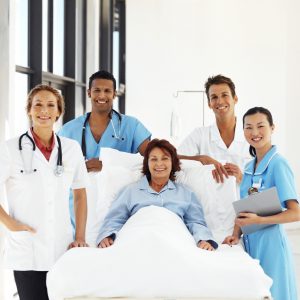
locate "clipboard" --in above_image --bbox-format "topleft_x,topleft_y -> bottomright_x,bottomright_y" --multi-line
232,187 -> 282,234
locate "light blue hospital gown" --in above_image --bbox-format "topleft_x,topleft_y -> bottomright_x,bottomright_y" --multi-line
97,175 -> 218,249
58,111 -> 151,226
240,145 -> 298,300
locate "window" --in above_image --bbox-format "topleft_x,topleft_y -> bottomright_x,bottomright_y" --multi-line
53,0 -> 65,76
15,0 -> 87,127
100,0 -> 126,113
15,0 -> 29,67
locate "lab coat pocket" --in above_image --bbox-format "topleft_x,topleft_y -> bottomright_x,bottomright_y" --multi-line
5,231 -> 34,269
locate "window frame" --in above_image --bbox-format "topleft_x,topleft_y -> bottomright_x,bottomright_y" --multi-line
15,0 -> 87,124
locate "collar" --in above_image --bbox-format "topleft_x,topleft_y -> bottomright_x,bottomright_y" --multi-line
210,117 -> 244,142
85,110 -> 121,127
30,128 -> 55,152
139,175 -> 176,193
244,145 -> 278,175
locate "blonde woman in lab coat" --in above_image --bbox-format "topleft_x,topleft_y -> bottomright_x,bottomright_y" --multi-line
0,85 -> 88,300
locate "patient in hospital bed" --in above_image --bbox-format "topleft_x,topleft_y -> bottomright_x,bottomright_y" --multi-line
46,140 -> 273,300
97,139 -> 218,251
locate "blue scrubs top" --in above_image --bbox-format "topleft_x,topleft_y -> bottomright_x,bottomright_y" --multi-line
97,175 -> 218,249
240,145 -> 298,300
58,111 -> 151,226
59,111 -> 151,159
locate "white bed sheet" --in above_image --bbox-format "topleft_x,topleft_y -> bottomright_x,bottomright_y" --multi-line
47,206 -> 272,300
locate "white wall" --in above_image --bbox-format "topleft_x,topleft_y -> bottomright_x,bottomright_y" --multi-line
126,0 -> 300,189
286,0 -> 300,193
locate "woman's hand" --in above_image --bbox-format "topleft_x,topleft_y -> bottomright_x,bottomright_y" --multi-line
98,237 -> 114,248
197,240 -> 215,251
7,218 -> 36,233
224,163 -> 243,183
1,205 -> 36,232
235,212 -> 260,227
222,235 -> 240,246
68,239 -> 89,249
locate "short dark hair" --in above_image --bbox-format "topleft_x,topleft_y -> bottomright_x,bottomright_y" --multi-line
88,70 -> 116,90
204,74 -> 236,101
243,106 -> 274,157
142,139 -> 181,182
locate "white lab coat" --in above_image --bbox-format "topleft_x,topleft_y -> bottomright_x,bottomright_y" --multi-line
0,132 -> 88,271
178,120 -> 251,170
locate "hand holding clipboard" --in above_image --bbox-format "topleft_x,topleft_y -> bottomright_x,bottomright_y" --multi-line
232,187 -> 282,234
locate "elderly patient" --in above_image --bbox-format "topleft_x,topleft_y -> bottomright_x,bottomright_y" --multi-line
97,139 -> 218,251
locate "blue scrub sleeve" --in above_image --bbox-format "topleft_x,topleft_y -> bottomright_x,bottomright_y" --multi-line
273,158 -> 298,207
131,121 -> 151,153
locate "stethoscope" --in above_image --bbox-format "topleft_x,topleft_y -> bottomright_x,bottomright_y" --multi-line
248,158 -> 262,195
18,131 -> 64,176
81,109 -> 124,159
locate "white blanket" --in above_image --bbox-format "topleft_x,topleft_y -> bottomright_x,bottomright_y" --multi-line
47,206 -> 272,300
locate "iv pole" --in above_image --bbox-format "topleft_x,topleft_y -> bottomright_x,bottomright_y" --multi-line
173,90 -> 206,126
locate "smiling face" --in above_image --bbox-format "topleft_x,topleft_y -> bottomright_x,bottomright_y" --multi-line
88,78 -> 116,114
148,147 -> 172,182
243,112 -> 274,155
28,90 -> 60,129
208,83 -> 238,120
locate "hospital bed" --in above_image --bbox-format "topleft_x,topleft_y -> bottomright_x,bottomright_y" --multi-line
47,149 -> 272,300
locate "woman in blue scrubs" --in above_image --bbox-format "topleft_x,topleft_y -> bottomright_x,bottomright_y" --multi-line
223,107 -> 300,300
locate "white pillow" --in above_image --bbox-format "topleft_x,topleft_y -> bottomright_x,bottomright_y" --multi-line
98,148 -> 238,243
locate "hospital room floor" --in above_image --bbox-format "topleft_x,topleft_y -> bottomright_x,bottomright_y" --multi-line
3,228 -> 300,300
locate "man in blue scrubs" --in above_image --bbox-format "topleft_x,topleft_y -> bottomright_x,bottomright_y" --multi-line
59,70 -> 151,244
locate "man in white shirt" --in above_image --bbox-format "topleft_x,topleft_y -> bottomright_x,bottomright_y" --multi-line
178,75 -> 250,183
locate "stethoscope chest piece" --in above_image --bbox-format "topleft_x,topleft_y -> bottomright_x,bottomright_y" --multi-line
81,110 -> 124,159
54,165 -> 64,177
19,131 -> 64,177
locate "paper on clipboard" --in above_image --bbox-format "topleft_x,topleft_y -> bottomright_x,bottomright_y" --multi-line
232,187 -> 282,234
